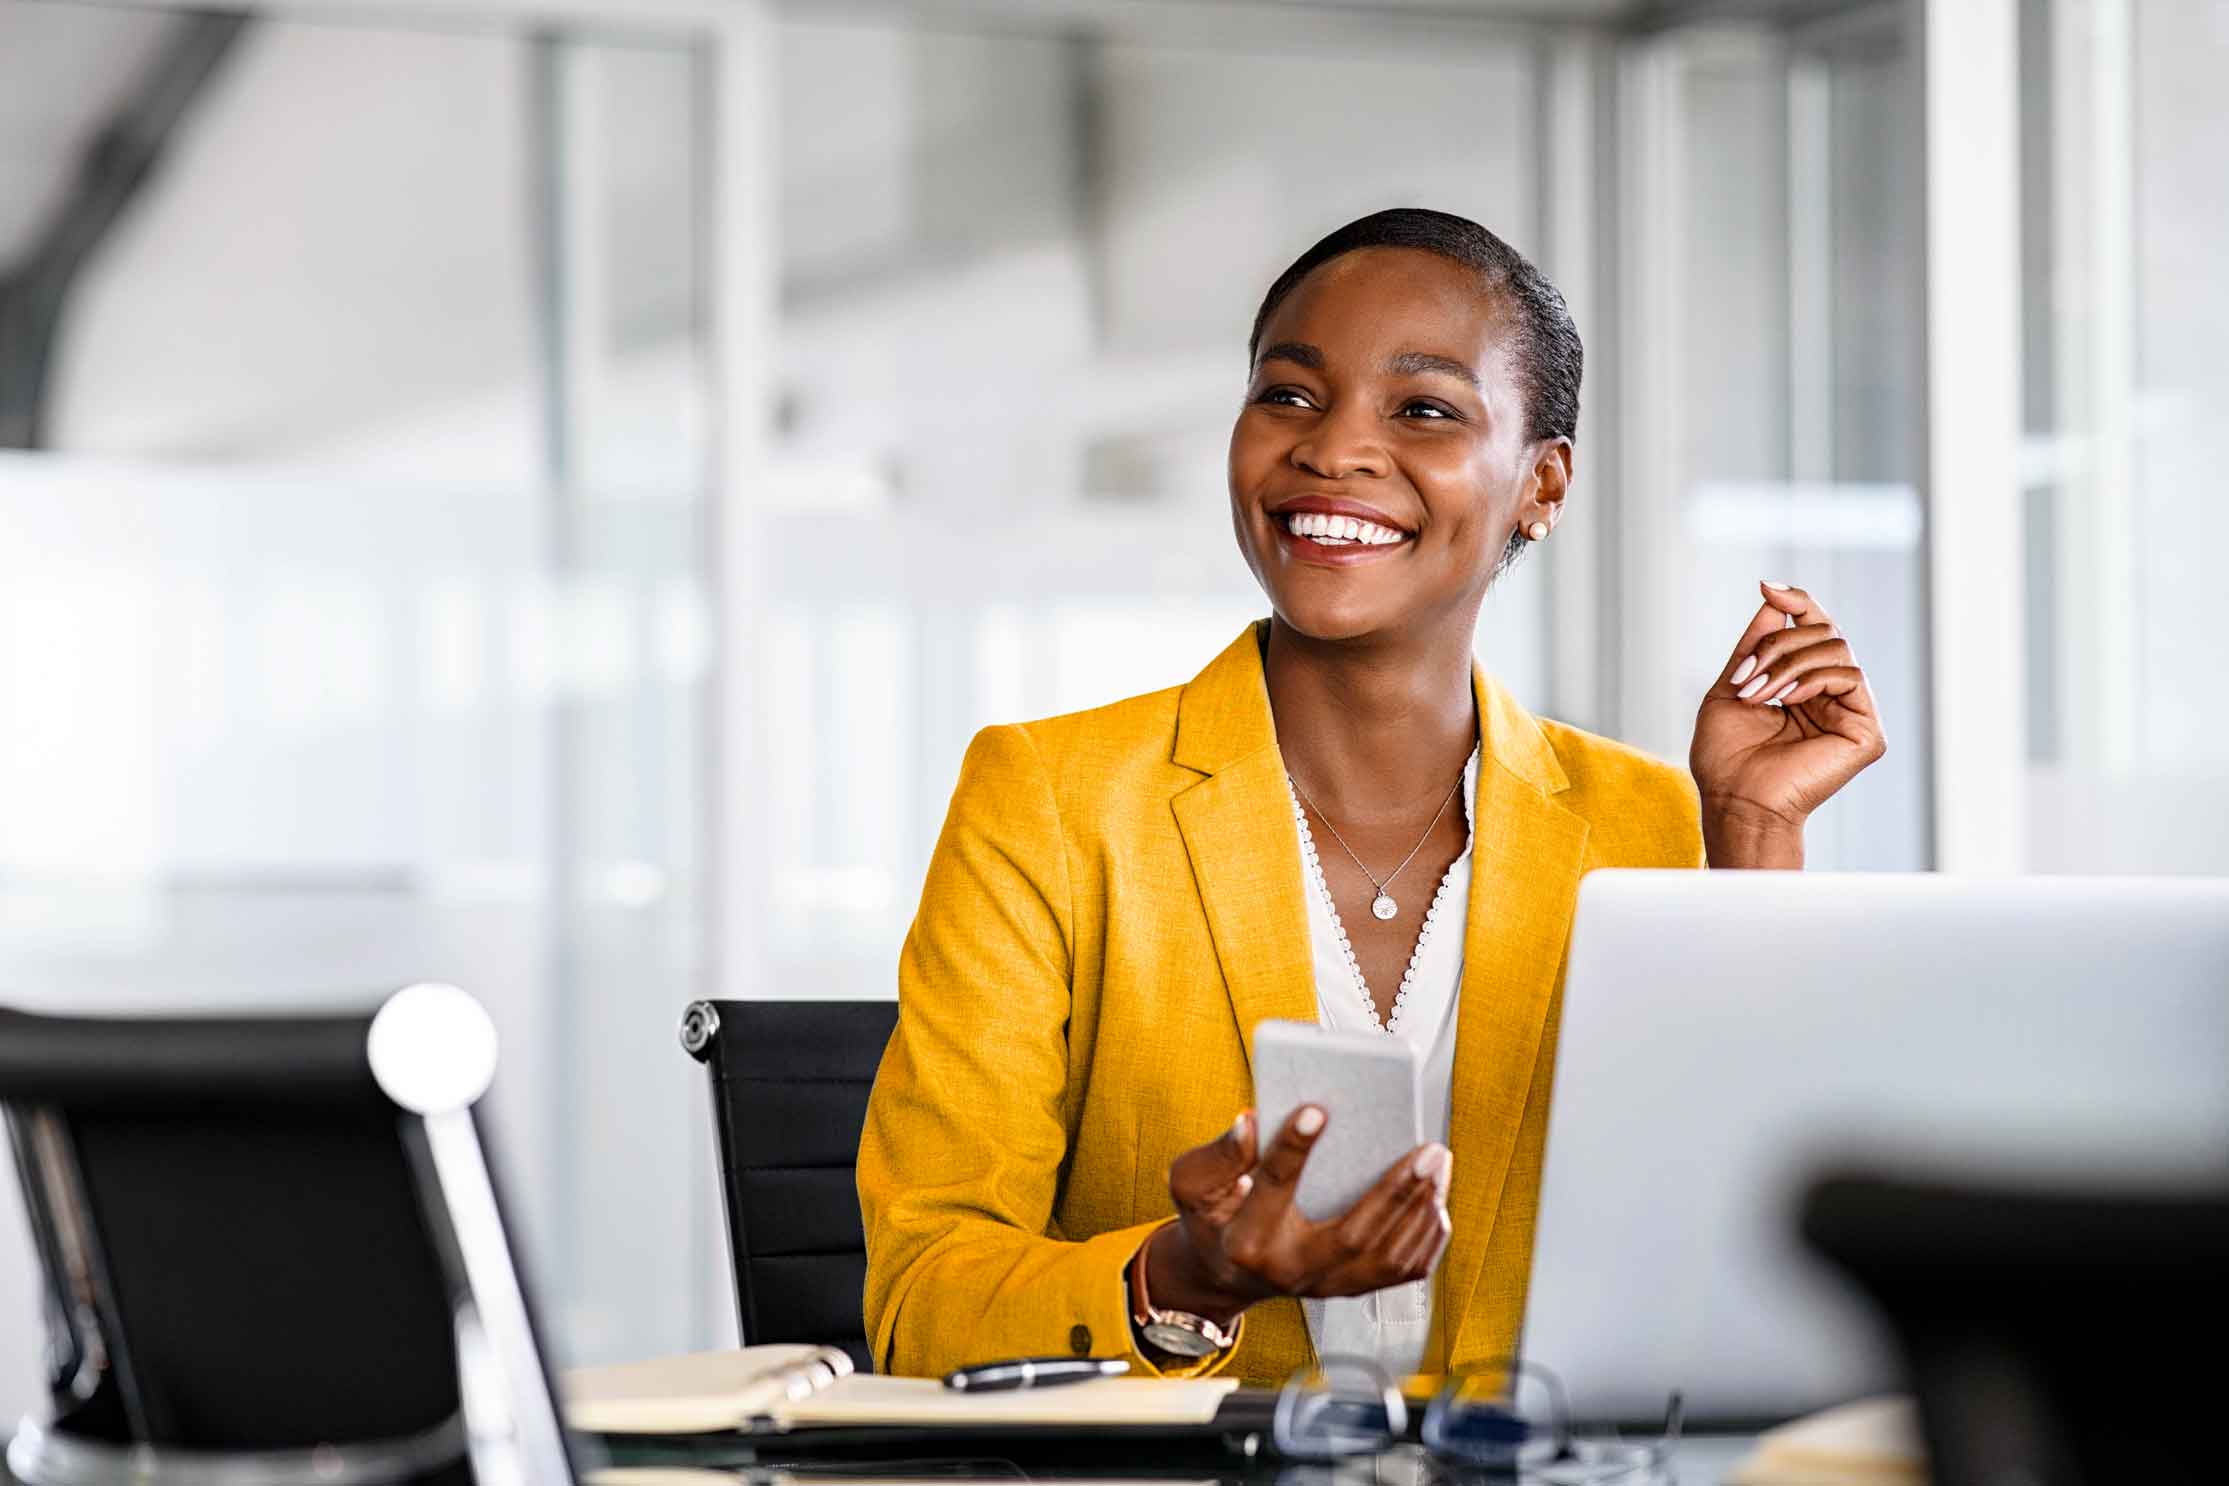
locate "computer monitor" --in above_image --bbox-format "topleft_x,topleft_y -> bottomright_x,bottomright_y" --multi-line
1522,870 -> 2229,1425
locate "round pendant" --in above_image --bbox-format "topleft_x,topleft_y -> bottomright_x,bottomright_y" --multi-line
1371,892 -> 1398,920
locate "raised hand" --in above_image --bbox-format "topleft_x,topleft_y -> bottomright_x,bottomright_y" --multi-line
1143,1106 -> 1451,1324
1690,581 -> 1888,868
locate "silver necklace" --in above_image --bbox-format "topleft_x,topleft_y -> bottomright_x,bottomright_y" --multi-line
1286,764 -> 1466,921
1288,782 -> 1465,1034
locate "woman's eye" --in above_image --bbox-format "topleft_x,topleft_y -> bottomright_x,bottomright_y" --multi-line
1256,387 -> 1315,410
1400,400 -> 1454,419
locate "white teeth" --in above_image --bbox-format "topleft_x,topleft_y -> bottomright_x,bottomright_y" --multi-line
1284,511 -> 1405,546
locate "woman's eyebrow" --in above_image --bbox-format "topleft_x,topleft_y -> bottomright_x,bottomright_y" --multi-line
1388,350 -> 1480,387
1256,340 -> 1324,371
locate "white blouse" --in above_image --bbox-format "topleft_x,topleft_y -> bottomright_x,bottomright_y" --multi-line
1291,748 -> 1477,1380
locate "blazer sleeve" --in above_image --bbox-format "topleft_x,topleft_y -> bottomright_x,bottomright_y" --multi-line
857,724 -> 1239,1377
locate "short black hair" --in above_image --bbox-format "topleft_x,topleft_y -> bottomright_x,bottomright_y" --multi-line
1247,207 -> 1583,445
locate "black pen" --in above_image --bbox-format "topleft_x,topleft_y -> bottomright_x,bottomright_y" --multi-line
942,1356 -> 1130,1391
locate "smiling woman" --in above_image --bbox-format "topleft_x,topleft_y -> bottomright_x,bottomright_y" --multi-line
856,208 -> 1887,1385
1239,210 -> 1584,592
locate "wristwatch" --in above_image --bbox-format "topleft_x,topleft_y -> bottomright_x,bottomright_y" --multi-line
1128,1226 -> 1238,1360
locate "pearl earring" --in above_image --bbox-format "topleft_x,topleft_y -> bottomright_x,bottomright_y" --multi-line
1527,521 -> 1550,541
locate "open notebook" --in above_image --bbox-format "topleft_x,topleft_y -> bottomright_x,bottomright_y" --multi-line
564,1346 -> 1241,1437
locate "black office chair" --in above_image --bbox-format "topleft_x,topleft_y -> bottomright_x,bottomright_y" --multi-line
1805,1169 -> 2229,1486
0,984 -> 578,1486
679,999 -> 897,1372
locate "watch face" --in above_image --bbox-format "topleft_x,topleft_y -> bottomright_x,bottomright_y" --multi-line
1142,1320 -> 1221,1359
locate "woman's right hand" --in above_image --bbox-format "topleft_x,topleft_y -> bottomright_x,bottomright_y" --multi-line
1144,1106 -> 1452,1324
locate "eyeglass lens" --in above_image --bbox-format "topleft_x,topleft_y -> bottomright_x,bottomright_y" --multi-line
1275,1357 -> 1407,1460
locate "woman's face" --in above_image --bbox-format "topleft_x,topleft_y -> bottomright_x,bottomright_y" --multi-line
1228,246 -> 1568,645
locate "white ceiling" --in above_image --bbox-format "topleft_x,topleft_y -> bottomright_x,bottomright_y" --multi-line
0,0 -> 1844,280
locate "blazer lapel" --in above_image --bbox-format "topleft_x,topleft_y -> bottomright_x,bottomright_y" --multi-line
1172,629 -> 1590,1371
1171,625 -> 1317,1071
1173,753 -> 1319,1070
1432,669 -> 1590,1371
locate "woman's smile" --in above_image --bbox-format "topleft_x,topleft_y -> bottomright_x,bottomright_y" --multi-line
1268,495 -> 1416,566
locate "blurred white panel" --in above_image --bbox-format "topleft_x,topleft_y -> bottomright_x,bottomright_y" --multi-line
974,603 -> 1027,726
1477,552 -> 1549,718
1048,602 -> 1259,717
767,604 -> 816,951
422,580 -> 490,712
1688,482 -> 1923,549
255,574 -> 386,727
828,604 -> 907,916
652,577 -> 711,683
560,577 -> 636,699
0,566 -> 158,873
1924,0 -> 2024,872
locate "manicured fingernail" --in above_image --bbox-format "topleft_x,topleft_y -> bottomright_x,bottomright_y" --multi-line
1730,656 -> 1757,686
1232,1112 -> 1250,1142
1763,580 -> 1791,591
1294,1106 -> 1325,1136
1769,681 -> 1798,703
1412,1144 -> 1449,1181
1234,1174 -> 1253,1197
1737,673 -> 1770,700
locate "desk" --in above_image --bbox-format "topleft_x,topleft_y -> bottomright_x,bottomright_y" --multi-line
591,1435 -> 1761,1485
1,1436 -> 1759,1486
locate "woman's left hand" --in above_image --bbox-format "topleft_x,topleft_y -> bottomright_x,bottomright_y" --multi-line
1690,581 -> 1887,868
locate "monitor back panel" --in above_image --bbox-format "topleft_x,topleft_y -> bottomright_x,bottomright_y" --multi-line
1524,870 -> 2229,1423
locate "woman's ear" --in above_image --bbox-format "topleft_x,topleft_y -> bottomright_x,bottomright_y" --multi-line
1523,438 -> 1574,532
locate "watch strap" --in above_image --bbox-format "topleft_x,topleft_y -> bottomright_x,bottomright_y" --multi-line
1128,1225 -> 1237,1357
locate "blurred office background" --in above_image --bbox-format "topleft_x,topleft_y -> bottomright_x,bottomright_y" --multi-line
0,0 -> 2222,1417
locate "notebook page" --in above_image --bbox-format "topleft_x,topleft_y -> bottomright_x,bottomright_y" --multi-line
775,1374 -> 1239,1428
565,1345 -> 843,1434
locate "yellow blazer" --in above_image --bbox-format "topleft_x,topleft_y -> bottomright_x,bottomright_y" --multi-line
858,623 -> 1703,1383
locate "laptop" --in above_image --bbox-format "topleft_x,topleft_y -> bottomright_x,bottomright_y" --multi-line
1521,870 -> 2229,1425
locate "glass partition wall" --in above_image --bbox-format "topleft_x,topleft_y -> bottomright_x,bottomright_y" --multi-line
2018,0 -> 2229,872
0,3 -> 713,1396
1613,4 -> 1929,870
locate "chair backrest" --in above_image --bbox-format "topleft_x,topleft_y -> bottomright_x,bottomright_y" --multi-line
0,985 -> 575,1486
679,999 -> 897,1371
1804,1170 -> 2229,1486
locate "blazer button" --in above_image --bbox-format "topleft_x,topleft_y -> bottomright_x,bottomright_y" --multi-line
1068,1323 -> 1092,1356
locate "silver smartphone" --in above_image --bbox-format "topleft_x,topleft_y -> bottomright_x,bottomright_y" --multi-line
1250,1018 -> 1423,1222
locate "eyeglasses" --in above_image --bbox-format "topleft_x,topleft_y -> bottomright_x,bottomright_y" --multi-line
1272,1355 -> 1682,1482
